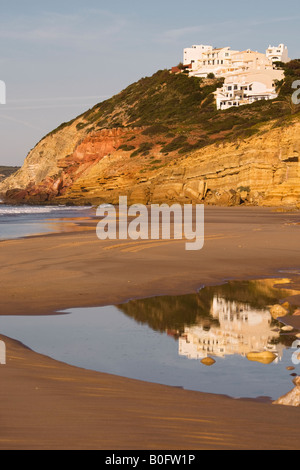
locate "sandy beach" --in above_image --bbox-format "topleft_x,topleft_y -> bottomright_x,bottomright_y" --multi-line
0,205 -> 300,450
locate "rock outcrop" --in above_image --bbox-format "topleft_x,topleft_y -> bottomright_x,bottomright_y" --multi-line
246,351 -> 277,365
274,376 -> 300,407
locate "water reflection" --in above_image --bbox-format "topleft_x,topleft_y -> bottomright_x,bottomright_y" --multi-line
179,296 -> 283,362
0,278 -> 298,399
118,279 -> 299,364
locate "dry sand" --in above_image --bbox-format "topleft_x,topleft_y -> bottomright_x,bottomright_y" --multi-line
0,205 -> 300,450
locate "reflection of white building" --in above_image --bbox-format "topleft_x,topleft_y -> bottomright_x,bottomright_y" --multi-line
179,296 -> 283,361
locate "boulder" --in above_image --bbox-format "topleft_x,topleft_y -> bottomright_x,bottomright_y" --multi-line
281,325 -> 294,332
269,304 -> 289,319
273,376 -> 300,407
201,357 -> 216,367
183,180 -> 207,202
247,351 -> 277,365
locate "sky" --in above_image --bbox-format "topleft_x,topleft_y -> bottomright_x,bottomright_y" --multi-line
0,0 -> 299,166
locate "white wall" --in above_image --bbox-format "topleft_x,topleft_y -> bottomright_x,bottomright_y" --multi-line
183,45 -> 212,66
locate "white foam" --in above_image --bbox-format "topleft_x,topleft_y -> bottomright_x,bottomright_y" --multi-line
0,205 -> 90,216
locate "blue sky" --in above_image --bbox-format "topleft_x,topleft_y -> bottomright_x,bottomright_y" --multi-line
0,0 -> 299,165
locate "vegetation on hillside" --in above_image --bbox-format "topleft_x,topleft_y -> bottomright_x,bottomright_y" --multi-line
47,62 -> 300,156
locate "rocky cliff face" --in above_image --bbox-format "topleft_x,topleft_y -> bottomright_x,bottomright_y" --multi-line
2,117 -> 299,208
1,68 -> 300,207
67,118 -> 300,208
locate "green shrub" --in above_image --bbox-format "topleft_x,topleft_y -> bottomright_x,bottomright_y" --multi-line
130,142 -> 154,157
117,144 -> 136,152
142,124 -> 170,136
161,135 -> 188,153
76,122 -> 87,130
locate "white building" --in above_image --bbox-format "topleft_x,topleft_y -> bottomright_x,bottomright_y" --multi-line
183,45 -> 213,69
182,43 -> 289,109
184,43 -> 289,77
185,46 -> 240,77
266,44 -> 290,63
215,68 -> 284,110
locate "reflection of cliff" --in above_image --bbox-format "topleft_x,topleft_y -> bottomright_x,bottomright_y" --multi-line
179,296 -> 284,361
117,279 -> 297,335
118,293 -> 218,334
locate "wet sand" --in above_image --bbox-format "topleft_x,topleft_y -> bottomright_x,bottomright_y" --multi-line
0,206 -> 300,449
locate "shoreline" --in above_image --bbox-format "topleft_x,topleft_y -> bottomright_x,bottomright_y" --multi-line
0,205 -> 300,449
2,205 -> 300,317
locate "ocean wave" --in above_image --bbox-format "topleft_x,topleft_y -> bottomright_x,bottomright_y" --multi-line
0,205 -> 91,216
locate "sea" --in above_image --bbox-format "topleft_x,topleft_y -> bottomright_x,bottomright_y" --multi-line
0,204 -> 94,240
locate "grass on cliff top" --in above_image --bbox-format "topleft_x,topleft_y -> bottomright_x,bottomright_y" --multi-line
82,70 -> 224,128
47,61 -> 300,152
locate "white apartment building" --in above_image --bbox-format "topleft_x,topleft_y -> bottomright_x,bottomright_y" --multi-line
186,46 -> 240,77
184,43 -> 289,77
182,42 -> 289,110
183,44 -> 213,69
215,68 -> 284,110
266,44 -> 290,63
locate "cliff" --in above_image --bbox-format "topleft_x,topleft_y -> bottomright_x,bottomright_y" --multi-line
1,65 -> 300,207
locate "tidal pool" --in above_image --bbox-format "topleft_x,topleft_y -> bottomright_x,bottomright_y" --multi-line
0,278 -> 299,400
